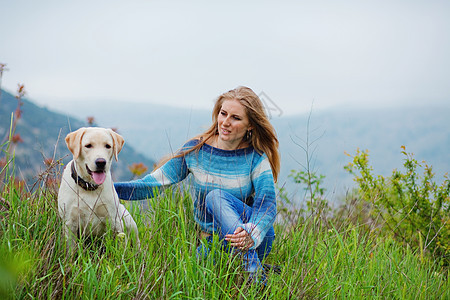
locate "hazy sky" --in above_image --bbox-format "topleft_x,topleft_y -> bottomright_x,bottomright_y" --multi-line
1,0 -> 449,115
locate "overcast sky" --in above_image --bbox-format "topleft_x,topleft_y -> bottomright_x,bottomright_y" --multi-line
1,0 -> 449,115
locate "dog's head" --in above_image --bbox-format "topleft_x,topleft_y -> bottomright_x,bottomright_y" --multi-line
65,127 -> 124,185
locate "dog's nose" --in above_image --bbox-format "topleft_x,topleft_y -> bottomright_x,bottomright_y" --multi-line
95,158 -> 107,169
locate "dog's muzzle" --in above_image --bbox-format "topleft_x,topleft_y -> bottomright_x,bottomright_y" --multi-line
71,162 -> 100,191
86,158 -> 107,185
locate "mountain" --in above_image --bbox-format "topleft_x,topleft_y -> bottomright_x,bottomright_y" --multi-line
50,99 -> 211,159
50,99 -> 450,202
0,90 -> 155,184
273,105 -> 450,199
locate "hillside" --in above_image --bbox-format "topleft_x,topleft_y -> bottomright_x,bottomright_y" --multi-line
50,99 -> 450,202
0,90 -> 155,183
274,105 -> 450,198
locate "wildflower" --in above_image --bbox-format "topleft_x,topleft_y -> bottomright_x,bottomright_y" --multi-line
0,157 -> 7,169
14,106 -> 22,119
129,162 -> 148,177
16,83 -> 26,99
87,116 -> 95,126
11,134 -> 24,144
45,177 -> 60,189
44,158 -> 54,166
0,63 -> 8,76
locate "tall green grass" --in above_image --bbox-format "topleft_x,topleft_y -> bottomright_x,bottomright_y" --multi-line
1,173 -> 448,299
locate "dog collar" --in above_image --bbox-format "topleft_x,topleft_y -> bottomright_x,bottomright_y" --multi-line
71,162 -> 99,191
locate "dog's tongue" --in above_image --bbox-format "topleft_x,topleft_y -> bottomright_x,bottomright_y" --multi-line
92,172 -> 106,185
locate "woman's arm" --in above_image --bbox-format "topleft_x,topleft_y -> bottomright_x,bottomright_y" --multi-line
114,153 -> 189,201
245,155 -> 277,249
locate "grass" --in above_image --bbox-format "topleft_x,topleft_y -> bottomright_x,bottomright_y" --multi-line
2,68 -> 447,298
0,174 -> 449,300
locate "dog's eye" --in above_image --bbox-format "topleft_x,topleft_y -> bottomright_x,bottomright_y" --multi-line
85,144 -> 93,149
105,144 -> 111,149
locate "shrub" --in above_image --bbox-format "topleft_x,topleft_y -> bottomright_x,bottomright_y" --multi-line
345,146 -> 450,266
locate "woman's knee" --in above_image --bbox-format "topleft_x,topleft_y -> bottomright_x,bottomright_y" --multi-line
204,189 -> 249,220
205,189 -> 225,212
205,189 -> 223,199
205,189 -> 222,205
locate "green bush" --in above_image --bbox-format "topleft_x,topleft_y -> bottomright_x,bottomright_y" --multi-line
345,146 -> 450,266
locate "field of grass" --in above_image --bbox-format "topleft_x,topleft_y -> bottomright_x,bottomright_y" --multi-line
1,62 -> 449,299
0,174 -> 449,299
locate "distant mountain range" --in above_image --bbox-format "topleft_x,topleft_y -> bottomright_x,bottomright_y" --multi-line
49,97 -> 450,202
2,89 -> 449,203
0,90 -> 155,184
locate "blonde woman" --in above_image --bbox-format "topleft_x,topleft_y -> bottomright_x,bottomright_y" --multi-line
115,86 -> 280,282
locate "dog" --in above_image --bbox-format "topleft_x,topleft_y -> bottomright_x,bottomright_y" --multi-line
58,127 -> 139,248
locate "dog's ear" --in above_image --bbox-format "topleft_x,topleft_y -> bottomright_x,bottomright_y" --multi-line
65,128 -> 87,159
109,129 -> 124,161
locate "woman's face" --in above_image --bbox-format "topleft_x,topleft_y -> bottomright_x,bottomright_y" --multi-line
216,99 -> 252,150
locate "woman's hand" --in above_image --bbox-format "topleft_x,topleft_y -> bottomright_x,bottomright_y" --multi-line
225,227 -> 254,251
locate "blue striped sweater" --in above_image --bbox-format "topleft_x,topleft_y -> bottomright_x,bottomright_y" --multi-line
114,139 -> 277,249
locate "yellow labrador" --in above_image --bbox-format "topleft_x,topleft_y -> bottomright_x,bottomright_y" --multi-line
58,127 -> 139,248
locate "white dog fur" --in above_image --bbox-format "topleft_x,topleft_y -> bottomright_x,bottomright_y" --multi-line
58,127 -> 139,248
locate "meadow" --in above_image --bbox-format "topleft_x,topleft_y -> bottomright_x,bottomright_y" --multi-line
0,158 -> 449,299
0,75 -> 448,299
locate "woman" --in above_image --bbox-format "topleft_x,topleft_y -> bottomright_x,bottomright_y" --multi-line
114,86 -> 280,280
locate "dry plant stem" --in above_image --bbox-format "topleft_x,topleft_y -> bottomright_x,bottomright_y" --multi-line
291,104 -> 325,222
0,63 -> 8,107
0,85 -> 26,191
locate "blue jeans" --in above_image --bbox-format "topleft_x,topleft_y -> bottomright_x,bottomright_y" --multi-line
200,189 -> 275,271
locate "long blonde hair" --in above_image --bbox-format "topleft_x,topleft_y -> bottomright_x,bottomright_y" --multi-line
158,86 -> 281,182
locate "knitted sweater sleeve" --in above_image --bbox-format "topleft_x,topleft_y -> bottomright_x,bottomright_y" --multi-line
114,155 -> 189,200
244,154 -> 277,249
114,141 -> 194,200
